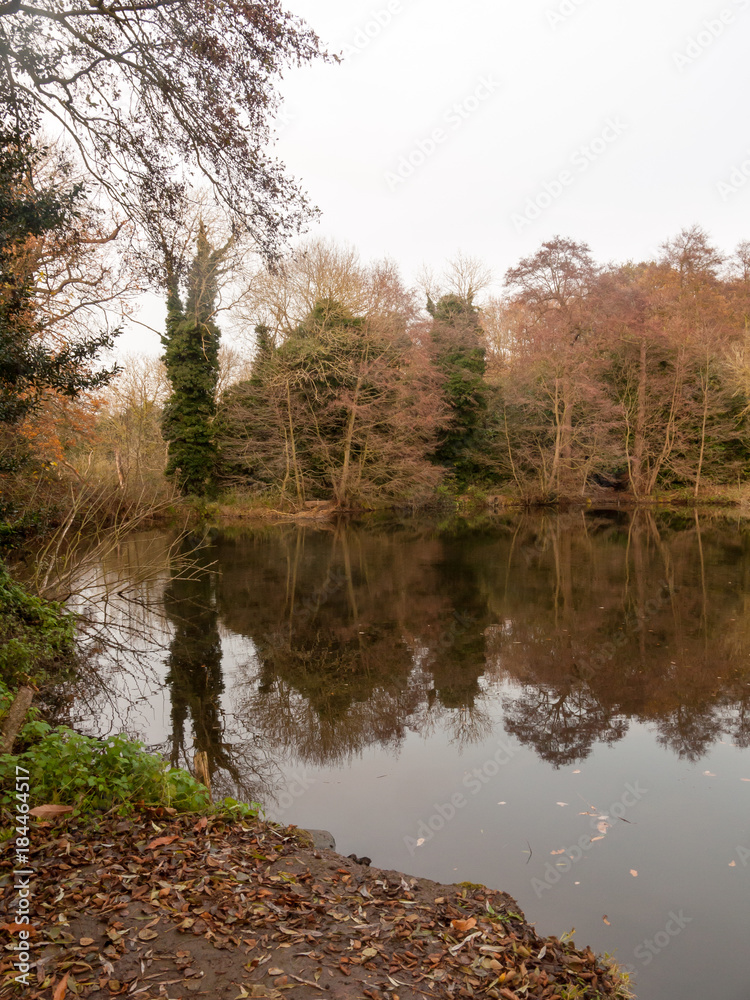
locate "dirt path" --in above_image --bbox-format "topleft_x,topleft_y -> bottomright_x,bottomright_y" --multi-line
0,810 -> 629,999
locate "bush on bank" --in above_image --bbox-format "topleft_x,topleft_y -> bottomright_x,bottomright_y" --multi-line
0,561 -> 76,686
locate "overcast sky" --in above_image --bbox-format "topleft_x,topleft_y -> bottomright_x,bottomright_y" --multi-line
122,0 -> 750,353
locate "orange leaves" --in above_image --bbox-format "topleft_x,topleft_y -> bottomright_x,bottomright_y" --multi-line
52,973 -> 69,1000
29,804 -> 74,819
450,917 -> 477,934
147,835 -> 179,850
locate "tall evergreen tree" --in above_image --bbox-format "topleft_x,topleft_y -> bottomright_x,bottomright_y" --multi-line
427,293 -> 489,482
0,121 -> 118,432
161,224 -> 225,495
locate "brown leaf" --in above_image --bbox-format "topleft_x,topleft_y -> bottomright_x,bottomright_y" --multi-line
602,915 -> 611,926
0,922 -> 36,936
137,928 -> 159,941
29,805 -> 74,818
53,973 -> 69,1000
79,937 -> 95,946
451,918 -> 477,934
147,835 -> 179,850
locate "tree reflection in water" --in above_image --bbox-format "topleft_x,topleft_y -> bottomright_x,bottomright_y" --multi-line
68,510 -> 750,797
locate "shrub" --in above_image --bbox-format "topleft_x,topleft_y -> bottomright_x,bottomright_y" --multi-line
0,728 -> 211,814
0,562 -> 76,684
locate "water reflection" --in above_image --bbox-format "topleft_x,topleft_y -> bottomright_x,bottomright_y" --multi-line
73,509 -> 750,790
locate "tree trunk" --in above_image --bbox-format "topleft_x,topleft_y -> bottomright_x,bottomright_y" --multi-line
1,686 -> 35,754
630,337 -> 647,498
114,447 -> 126,491
338,370 -> 364,506
694,355 -> 710,499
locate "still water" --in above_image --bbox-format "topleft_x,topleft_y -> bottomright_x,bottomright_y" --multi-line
70,510 -> 750,1000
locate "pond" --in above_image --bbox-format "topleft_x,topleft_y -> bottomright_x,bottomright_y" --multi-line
67,509 -> 750,1000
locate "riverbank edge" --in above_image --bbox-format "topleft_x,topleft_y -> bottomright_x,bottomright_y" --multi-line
0,807 -> 633,999
211,489 -> 750,525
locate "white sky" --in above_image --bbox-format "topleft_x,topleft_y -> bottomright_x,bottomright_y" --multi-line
120,0 -> 750,354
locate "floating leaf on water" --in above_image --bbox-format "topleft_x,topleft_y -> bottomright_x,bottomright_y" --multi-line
415,838 -> 425,847
630,870 -> 638,877
704,771 -> 716,777
602,915 -> 611,926
729,861 -> 737,867
551,849 -> 566,856
556,802 -> 568,807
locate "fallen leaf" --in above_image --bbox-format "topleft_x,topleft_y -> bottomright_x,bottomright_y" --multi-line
451,918 -> 477,934
415,838 -> 425,847
602,915 -> 611,926
741,778 -> 750,782
551,849 -> 566,856
703,771 -> 716,777
29,805 -> 74,819
0,922 -> 36,936
591,836 -> 605,842
630,870 -> 638,877
572,770 -> 581,774
267,968 -> 285,977
361,947 -> 378,959
148,835 -> 179,850
137,929 -> 159,941
79,937 -> 94,946
53,973 -> 69,1000
729,861 -> 737,867
556,802 -> 568,807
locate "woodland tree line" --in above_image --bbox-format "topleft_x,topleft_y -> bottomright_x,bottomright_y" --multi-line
5,187 -> 750,514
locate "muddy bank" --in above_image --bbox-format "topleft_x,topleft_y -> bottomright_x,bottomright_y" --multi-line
0,810 -> 630,999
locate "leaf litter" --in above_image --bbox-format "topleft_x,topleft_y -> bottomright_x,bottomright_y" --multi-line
1,809 -> 629,999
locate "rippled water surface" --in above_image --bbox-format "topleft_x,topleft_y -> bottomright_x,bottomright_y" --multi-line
71,510 -> 750,1000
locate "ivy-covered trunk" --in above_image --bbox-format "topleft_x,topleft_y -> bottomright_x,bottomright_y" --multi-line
161,224 -> 224,496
